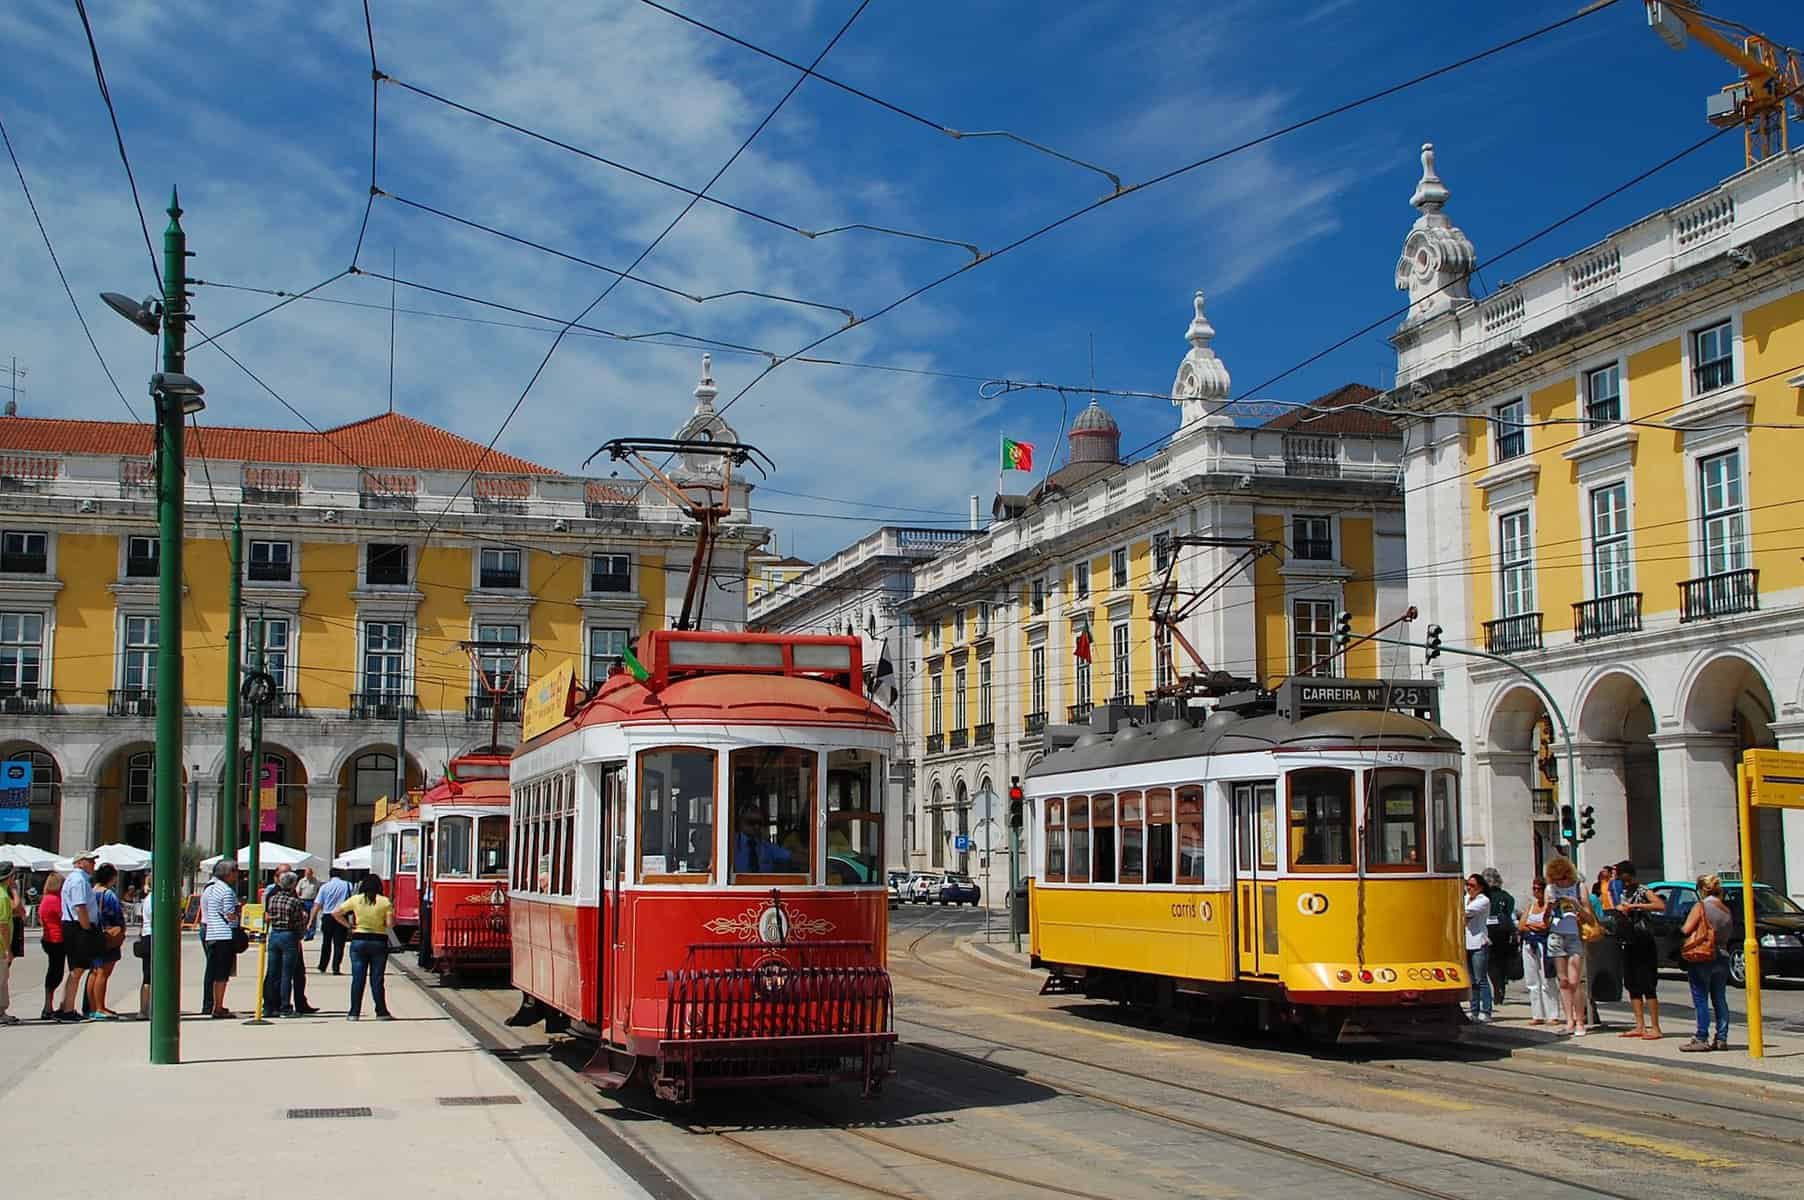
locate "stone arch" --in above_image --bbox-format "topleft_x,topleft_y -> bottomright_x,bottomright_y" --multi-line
0,741 -> 64,852
1483,684 -> 1547,753
229,743 -> 310,850
324,739 -> 426,785
335,744 -> 426,855
1574,669 -> 1662,877
91,740 -> 186,850
1680,650 -> 1777,743
1680,650 -> 1785,886
929,777 -> 946,869
1576,669 -> 1658,744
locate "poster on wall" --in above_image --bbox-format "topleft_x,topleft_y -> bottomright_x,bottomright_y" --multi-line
260,762 -> 278,832
0,759 -> 30,831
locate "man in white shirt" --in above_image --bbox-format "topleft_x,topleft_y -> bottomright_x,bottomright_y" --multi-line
54,851 -> 97,1022
199,861 -> 241,1019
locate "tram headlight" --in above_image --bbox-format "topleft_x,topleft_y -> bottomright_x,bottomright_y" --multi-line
1432,967 -> 1447,982
1336,969 -> 1353,983
1447,967 -> 1460,982
1358,969 -> 1374,984
1377,968 -> 1397,983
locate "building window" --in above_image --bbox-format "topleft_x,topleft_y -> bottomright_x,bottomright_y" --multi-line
1292,599 -> 1334,677
247,616 -> 289,687
475,623 -> 522,691
126,535 -> 159,579
930,675 -> 943,735
1693,320 -> 1734,394
365,543 -> 409,586
587,626 -> 629,685
362,621 -> 407,696
979,659 -> 993,725
122,615 -> 157,690
1493,398 -> 1526,462
1291,515 -> 1333,561
1031,578 -> 1046,615
1153,533 -> 1172,573
1499,510 -> 1534,617
1584,364 -> 1621,428
479,547 -> 522,590
953,667 -> 967,731
1154,624 -> 1173,691
1111,547 -> 1128,588
589,553 -> 630,593
1699,449 -> 1747,575
977,603 -> 990,636
247,539 -> 291,582
127,751 -> 153,807
1590,483 -> 1631,597
1031,646 -> 1046,716
1074,565 -> 1089,600
0,531 -> 47,575
0,612 -> 44,692
1111,622 -> 1130,699
954,608 -> 965,641
1074,648 -> 1092,708
929,621 -> 940,651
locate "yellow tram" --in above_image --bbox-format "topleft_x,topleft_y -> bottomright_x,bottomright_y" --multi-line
1027,678 -> 1469,1040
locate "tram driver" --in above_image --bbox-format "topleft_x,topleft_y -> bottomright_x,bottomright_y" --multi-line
734,803 -> 795,873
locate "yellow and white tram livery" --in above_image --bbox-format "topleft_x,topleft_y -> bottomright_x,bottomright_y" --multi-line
1027,679 -> 1469,1039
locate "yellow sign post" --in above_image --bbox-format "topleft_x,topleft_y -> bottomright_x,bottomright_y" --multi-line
241,902 -> 271,1026
522,658 -> 579,743
1737,749 -> 1804,1058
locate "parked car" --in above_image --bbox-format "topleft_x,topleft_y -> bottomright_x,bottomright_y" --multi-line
906,872 -> 942,903
886,870 -> 910,907
1644,879 -> 1804,987
938,874 -> 981,906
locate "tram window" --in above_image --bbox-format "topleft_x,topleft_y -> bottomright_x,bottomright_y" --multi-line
438,815 -> 473,878
606,764 -> 627,882
399,829 -> 420,874
1366,769 -> 1426,870
1044,798 -> 1066,882
1118,792 -> 1144,884
638,748 -> 717,881
1177,787 -> 1204,884
1145,790 -> 1173,884
1091,795 -> 1116,884
730,747 -> 816,881
559,773 -> 576,893
547,776 -> 563,894
1067,797 -> 1090,884
1288,769 -> 1353,870
1432,770 -> 1461,874
477,814 -> 509,878
826,749 -> 883,885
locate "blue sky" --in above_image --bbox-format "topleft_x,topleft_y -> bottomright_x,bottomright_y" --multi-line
2,1 -> 1796,559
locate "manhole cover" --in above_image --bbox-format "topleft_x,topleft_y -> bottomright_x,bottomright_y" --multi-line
438,1095 -> 522,1107
286,1107 -> 373,1120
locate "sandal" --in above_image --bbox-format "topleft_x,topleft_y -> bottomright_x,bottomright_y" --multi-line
1618,1030 -> 1644,1038
1642,1031 -> 1663,1040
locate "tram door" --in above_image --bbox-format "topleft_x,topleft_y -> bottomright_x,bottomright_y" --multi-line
1233,781 -> 1279,977
600,763 -> 627,1041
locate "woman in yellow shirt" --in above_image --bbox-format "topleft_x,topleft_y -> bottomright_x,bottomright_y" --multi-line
333,876 -> 394,1020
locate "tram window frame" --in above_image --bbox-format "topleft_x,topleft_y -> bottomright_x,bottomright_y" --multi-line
1118,791 -> 1145,885
637,747 -> 718,884
606,763 -> 628,885
437,814 -> 474,879
1044,798 -> 1066,882
1091,794 -> 1116,884
399,828 -> 420,874
1287,768 -> 1355,872
1365,768 -> 1427,872
1176,786 -> 1204,884
825,748 -> 884,886
1431,769 -> 1461,874
1067,796 -> 1090,884
477,812 -> 509,878
1145,789 -> 1173,885
729,746 -> 816,885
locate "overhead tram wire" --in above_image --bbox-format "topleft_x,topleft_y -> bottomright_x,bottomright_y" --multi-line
1,113 -> 142,423
352,0 -> 382,270
701,0 -> 1627,427
71,0 -> 161,291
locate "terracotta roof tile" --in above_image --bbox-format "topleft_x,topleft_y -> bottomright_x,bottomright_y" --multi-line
1259,383 -> 1396,436
0,411 -> 558,474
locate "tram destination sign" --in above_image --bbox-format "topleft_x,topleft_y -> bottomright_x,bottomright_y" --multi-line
1279,678 -> 1439,721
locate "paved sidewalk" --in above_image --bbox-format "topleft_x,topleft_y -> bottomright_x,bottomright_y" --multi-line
0,935 -> 648,1198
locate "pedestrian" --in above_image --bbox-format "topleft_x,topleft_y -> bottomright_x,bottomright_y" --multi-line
1543,855 -> 1589,1037
135,882 -> 153,1020
200,860 -> 242,1019
314,870 -> 352,974
1679,874 -> 1735,1052
1589,865 -> 1616,918
0,862 -> 18,1025
37,873 -> 64,1020
262,872 -> 308,1017
296,868 -> 319,904
1481,867 -> 1517,1008
88,864 -> 127,1019
1517,876 -> 1563,1025
1463,873 -> 1493,1023
54,851 -> 98,1023
334,874 -> 395,1020
1613,860 -> 1666,1040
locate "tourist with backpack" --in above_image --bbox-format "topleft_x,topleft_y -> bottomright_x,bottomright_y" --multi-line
1680,874 -> 1735,1051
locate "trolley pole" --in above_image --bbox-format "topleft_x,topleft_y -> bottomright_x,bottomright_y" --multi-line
221,511 -> 244,857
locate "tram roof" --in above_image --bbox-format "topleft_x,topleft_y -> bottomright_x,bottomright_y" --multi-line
1026,708 -> 1460,779
523,671 -> 893,749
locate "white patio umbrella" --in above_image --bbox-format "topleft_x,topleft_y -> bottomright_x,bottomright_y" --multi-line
200,841 -> 327,876
0,843 -> 59,872
332,844 -> 372,871
52,842 -> 153,872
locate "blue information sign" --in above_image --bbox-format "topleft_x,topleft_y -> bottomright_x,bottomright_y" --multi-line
954,834 -> 971,852
1,760 -> 33,831
0,760 -> 31,790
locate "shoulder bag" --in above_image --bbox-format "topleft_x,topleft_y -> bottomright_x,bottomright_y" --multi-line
1575,901 -> 1605,943
1681,901 -> 1720,963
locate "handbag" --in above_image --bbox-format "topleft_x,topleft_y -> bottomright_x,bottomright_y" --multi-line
231,925 -> 251,954
132,934 -> 151,960
1575,903 -> 1605,944
103,925 -> 127,950
1681,902 -> 1719,963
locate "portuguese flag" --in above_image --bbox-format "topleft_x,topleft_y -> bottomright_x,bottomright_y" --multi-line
1001,437 -> 1035,472
622,644 -> 651,682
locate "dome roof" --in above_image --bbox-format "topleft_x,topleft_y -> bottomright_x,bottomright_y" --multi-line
1071,400 -> 1118,434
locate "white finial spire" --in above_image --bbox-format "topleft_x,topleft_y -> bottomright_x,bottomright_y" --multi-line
1410,142 -> 1449,213
1171,289 -> 1233,430
1395,141 -> 1474,326
1185,290 -> 1215,349
692,352 -> 717,412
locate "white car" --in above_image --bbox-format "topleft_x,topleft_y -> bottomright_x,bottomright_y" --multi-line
907,873 -> 942,903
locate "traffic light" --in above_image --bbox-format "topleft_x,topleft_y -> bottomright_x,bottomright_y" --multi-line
1335,610 -> 1353,649
1559,804 -> 1577,844
1579,805 -> 1596,843
1425,624 -> 1444,662
1008,778 -> 1024,829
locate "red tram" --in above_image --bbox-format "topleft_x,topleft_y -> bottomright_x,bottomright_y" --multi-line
416,752 -> 512,978
370,798 -> 423,945
507,630 -> 895,1102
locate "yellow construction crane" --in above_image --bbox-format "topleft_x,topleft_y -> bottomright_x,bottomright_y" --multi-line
1647,2 -> 1803,167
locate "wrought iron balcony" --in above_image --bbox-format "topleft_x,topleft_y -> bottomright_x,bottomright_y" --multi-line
1067,701 -> 1094,723
467,692 -> 525,723
1482,613 -> 1543,654
264,691 -> 305,719
949,728 -> 969,750
1024,711 -> 1047,736
108,688 -> 156,717
1106,694 -> 1132,710
349,692 -> 421,721
1572,593 -> 1642,642
974,722 -> 995,746
1680,569 -> 1758,622
926,733 -> 944,755
0,686 -> 54,715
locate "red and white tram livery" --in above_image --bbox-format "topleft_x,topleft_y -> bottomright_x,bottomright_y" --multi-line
370,800 -> 423,945
508,630 -> 895,1102
416,753 -> 512,978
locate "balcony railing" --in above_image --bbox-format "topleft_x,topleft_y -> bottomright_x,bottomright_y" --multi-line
349,692 -> 421,721
1106,694 -> 1132,710
1680,569 -> 1759,623
467,691 -> 525,724
975,722 -> 995,746
926,733 -> 944,755
0,686 -> 54,715
1283,435 -> 1341,478
1573,593 -> 1642,642
108,688 -> 156,717
1291,539 -> 1335,561
1067,702 -> 1094,723
1482,612 -> 1543,654
949,728 -> 969,750
1024,711 -> 1047,736
264,691 -> 305,719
